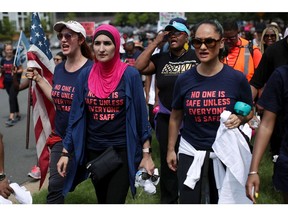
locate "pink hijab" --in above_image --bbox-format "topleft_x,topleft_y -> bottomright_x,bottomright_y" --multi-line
88,24 -> 128,98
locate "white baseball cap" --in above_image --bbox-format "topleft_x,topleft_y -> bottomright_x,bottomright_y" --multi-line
53,20 -> 86,38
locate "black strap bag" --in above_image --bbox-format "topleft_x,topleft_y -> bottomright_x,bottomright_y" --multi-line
86,146 -> 123,182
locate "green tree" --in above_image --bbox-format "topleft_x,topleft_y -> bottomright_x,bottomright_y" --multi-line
65,12 -> 76,21
0,18 -> 16,41
114,12 -> 158,27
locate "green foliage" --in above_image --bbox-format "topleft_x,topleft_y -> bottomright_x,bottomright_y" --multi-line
65,13 -> 76,22
114,13 -> 158,27
256,149 -> 283,204
0,18 -> 15,41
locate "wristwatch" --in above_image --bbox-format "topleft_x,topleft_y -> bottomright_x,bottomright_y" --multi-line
0,173 -> 6,181
142,148 -> 152,154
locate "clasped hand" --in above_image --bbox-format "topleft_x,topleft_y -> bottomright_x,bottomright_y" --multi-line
224,114 -> 242,129
25,67 -> 40,82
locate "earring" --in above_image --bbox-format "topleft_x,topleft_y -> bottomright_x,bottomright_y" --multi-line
183,42 -> 189,51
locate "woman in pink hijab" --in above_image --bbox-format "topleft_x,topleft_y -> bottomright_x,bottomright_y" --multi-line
57,24 -> 155,204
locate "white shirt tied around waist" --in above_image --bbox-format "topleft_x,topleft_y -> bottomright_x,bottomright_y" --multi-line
178,110 -> 253,204
178,137 -> 225,192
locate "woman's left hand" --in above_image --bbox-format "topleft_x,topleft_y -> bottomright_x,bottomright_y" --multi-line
139,154 -> 155,175
224,114 -> 242,129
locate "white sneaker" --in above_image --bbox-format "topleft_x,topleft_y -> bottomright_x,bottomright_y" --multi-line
10,183 -> 32,204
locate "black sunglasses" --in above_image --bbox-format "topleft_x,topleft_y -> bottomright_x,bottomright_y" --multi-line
141,172 -> 159,182
191,38 -> 221,49
223,34 -> 238,41
57,32 -> 74,40
264,34 -> 276,39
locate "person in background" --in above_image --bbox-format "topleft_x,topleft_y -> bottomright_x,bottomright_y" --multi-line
53,51 -> 67,65
144,34 -> 167,130
121,38 -> 144,85
246,64 -> 288,204
259,25 -> 280,54
253,22 -> 266,48
167,19 -> 253,204
26,20 -> 93,204
250,35 -> 288,160
57,24 -> 154,204
122,38 -> 142,66
135,17 -> 199,204
222,20 -> 262,82
0,43 -> 23,127
270,22 -> 283,39
0,132 -> 14,199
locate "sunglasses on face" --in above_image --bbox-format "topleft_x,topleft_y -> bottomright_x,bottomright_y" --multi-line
223,35 -> 238,41
57,32 -> 74,40
264,34 -> 276,39
141,172 -> 159,182
168,31 -> 186,37
191,38 -> 221,49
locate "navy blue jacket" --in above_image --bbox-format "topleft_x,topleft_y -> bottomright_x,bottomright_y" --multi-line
62,65 -> 152,197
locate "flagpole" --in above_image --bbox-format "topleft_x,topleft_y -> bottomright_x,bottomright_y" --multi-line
26,80 -> 32,149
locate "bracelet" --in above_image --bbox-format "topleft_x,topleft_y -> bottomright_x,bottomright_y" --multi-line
248,171 -> 258,176
143,147 -> 152,154
61,152 -> 70,158
0,173 -> 6,181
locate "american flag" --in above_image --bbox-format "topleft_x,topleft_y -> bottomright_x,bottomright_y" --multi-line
14,30 -> 30,68
27,12 -> 56,188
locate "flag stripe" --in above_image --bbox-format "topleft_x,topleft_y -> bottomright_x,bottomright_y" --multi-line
28,12 -> 56,188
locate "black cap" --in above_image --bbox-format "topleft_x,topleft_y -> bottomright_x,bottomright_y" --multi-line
169,17 -> 189,28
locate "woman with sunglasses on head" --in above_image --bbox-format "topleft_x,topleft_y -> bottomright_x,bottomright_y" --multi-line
135,17 -> 199,204
26,20 -> 93,204
57,24 -> 154,204
167,20 -> 253,204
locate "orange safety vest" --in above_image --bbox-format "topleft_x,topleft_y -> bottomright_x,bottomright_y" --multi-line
223,37 -> 261,82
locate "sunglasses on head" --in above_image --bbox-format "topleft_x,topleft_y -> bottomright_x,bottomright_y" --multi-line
57,32 -> 74,40
141,172 -> 159,182
264,34 -> 276,39
191,38 -> 221,49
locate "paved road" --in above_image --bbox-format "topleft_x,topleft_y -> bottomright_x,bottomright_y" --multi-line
0,48 -> 60,185
0,87 -> 37,185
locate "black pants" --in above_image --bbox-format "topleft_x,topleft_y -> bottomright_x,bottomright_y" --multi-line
177,153 -> 218,204
47,141 -> 65,204
87,148 -> 130,204
156,113 -> 179,204
4,80 -> 19,114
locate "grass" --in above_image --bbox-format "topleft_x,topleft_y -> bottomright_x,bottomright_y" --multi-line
32,133 -> 283,204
